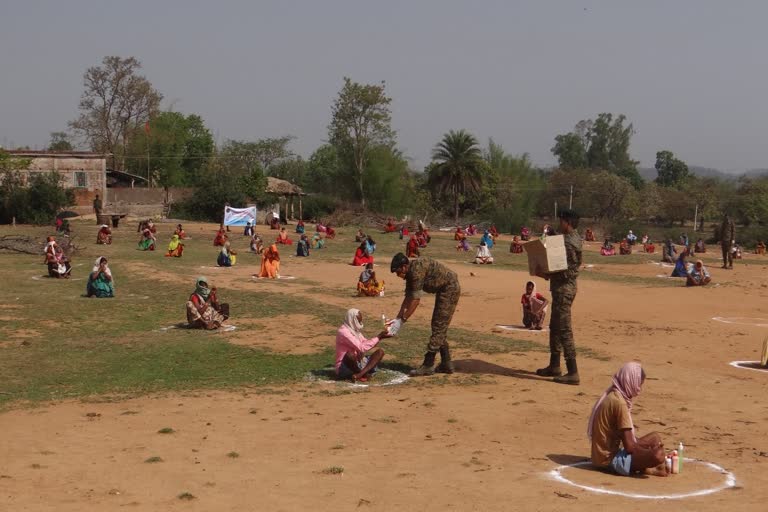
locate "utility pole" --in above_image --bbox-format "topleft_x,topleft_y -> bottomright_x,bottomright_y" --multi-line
693,204 -> 698,232
555,201 -> 558,219
569,185 -> 573,209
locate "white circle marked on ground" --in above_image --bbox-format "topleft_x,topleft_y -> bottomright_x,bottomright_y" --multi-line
548,459 -> 736,500
713,317 -> 768,328
729,360 -> 768,373
307,368 -> 409,389
495,324 -> 548,333
158,324 -> 236,333
31,276 -> 83,281
252,275 -> 296,281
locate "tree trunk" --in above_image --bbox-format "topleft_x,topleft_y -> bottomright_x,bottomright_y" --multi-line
454,188 -> 459,224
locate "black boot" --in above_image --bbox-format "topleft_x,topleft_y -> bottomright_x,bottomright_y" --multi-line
536,353 -> 562,377
554,358 -> 580,385
435,346 -> 454,374
410,351 -> 437,377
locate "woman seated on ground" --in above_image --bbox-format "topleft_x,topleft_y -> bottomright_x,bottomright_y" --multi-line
644,239 -> 656,254
355,229 -> 367,243
258,244 -> 281,279
661,239 -> 677,263
600,239 -> 616,256
521,281 -> 548,330
384,218 -> 397,233
588,362 -> 668,477
138,227 -> 156,251
296,234 -> 310,257
295,220 -> 305,234
732,243 -> 743,259
671,251 -> 690,277
55,217 -> 71,235
326,223 -> 337,239
86,257 -> 115,298
335,308 -> 391,382
686,259 -> 711,286
480,230 -> 495,250
406,234 -> 420,258
251,233 -> 264,254
756,241 -> 767,255
454,226 -> 466,241
510,235 -> 524,254
456,233 -> 470,252
542,224 -> 556,236
641,234 -> 649,245
584,228 -> 596,242
312,232 -> 326,250
489,224 -> 500,240
619,238 -> 632,255
694,238 -> 706,254
352,241 -> 374,266
277,227 -> 293,245
466,224 -> 478,236
145,219 -> 157,235
357,263 -> 385,297
44,236 -> 72,278
520,226 -> 531,241
165,234 -> 184,258
213,223 -> 227,247
316,221 -> 327,234
217,241 -> 237,267
365,236 -> 376,255
186,277 -> 229,330
269,215 -> 281,230
96,225 -> 112,245
474,241 -> 494,264
244,221 -> 254,237
626,231 -> 637,245
175,224 -> 189,240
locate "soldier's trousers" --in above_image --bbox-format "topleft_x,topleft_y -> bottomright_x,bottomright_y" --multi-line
722,244 -> 733,267
549,287 -> 577,361
427,284 -> 461,352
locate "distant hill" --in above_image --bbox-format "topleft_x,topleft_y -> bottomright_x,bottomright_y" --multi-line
638,166 -> 767,182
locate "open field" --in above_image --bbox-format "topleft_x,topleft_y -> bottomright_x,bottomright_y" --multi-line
1,219 -> 767,511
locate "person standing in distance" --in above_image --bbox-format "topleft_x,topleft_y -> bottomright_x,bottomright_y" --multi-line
536,209 -> 583,385
389,253 -> 460,376
720,214 -> 735,270
93,194 -> 103,225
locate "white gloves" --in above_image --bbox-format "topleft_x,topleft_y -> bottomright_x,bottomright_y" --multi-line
386,318 -> 403,336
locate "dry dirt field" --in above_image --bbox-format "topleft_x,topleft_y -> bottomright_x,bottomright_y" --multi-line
0,221 -> 766,511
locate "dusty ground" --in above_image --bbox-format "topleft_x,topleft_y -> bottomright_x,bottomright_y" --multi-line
1,225 -> 767,511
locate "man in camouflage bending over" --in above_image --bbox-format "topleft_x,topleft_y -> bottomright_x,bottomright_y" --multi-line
535,209 -> 583,385
389,253 -> 461,376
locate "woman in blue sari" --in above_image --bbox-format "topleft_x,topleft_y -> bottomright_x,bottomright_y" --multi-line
217,241 -> 237,267
480,230 -> 495,250
297,234 -> 310,257
86,257 -> 115,298
671,251 -> 690,278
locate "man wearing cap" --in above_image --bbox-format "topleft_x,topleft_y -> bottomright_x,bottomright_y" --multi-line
535,209 -> 583,385
389,253 -> 460,376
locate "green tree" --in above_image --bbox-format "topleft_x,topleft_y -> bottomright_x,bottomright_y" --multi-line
328,77 -> 395,207
0,150 -> 73,224
305,144 -> 347,196
428,130 -> 487,223
551,133 -> 587,170
48,132 -> 74,152
69,56 -> 162,170
251,136 -> 295,171
269,157 -> 307,186
654,150 -> 690,188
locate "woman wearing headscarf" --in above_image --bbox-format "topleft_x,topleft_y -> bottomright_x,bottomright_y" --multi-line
217,241 -> 237,267
186,277 -> 229,329
588,362 -> 667,477
296,234 -> 310,257
686,260 -> 711,286
86,257 -> 114,298
96,225 -> 112,245
258,244 -> 281,278
165,234 -> 184,258
44,236 -> 72,278
474,241 -> 494,264
480,230 -> 495,250
138,226 -> 156,251
334,308 -> 391,382
509,235 -> 524,254
213,223 -> 227,247
251,233 -> 264,254
661,239 -> 677,263
174,224 -> 188,239
521,281 -> 548,330
406,234 -> 420,258
670,250 -> 690,278
357,262 -> 385,297
351,241 -> 374,266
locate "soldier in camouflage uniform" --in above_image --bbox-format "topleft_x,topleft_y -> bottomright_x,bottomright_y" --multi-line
536,209 -> 582,385
720,215 -> 735,270
389,253 -> 460,376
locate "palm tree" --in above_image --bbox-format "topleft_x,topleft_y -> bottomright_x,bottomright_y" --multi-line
429,130 -> 486,223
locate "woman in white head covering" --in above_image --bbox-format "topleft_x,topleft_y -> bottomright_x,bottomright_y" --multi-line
474,241 -> 494,264
86,256 -> 114,297
334,308 -> 391,382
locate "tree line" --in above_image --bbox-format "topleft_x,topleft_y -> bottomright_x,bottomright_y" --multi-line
7,55 -> 768,244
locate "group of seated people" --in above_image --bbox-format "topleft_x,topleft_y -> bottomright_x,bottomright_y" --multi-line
86,256 -> 115,298
316,221 -> 336,239
44,236 -> 72,278
357,263 -> 385,297
671,250 -> 711,286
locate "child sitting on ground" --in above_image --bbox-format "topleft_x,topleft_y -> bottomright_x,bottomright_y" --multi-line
588,362 -> 668,477
335,309 -> 391,382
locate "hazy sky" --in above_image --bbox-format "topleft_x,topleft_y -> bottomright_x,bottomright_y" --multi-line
2,0 -> 767,172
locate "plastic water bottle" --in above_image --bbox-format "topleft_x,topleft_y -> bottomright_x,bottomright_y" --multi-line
381,314 -> 387,328
678,442 -> 684,474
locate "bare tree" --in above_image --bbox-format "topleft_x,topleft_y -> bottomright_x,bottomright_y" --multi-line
69,56 -> 162,169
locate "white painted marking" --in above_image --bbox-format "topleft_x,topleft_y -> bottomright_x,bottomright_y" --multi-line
548,459 -> 736,500
307,369 -> 409,388
495,325 -> 548,333
729,360 -> 767,373
713,317 -> 768,328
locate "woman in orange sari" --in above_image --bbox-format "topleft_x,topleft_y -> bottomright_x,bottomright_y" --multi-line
258,244 -> 281,279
